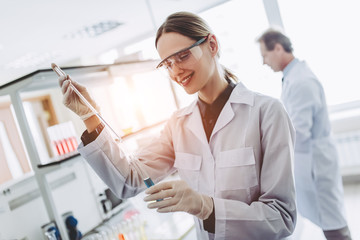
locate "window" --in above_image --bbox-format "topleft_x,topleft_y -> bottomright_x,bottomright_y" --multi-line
278,0 -> 360,105
123,0 -> 278,101
89,63 -> 179,136
0,105 -> 31,185
0,95 -> 59,184
200,0 -> 282,98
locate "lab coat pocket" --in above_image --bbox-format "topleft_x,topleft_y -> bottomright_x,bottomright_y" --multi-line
217,147 -> 258,191
174,152 -> 202,191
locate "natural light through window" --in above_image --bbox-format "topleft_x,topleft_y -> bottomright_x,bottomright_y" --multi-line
278,0 -> 360,106
132,71 -> 178,126
200,0 -> 282,98
124,0 -> 281,99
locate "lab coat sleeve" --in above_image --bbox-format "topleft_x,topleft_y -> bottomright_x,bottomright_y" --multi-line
77,118 -> 176,199
213,99 -> 296,239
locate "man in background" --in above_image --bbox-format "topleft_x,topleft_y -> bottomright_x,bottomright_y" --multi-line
257,29 -> 351,240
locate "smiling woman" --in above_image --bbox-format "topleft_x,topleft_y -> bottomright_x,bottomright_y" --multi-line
57,11 -> 298,240
156,33 -> 210,91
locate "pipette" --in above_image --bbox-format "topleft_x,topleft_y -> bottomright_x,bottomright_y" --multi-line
51,63 -> 121,141
51,63 -> 159,193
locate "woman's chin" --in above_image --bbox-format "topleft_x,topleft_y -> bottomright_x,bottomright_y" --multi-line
183,87 -> 197,95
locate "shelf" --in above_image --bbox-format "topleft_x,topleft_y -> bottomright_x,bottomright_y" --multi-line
0,60 -> 158,94
35,153 -> 82,176
37,152 -> 80,169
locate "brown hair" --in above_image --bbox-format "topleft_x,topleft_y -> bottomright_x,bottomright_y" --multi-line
257,29 -> 293,53
156,12 -> 238,82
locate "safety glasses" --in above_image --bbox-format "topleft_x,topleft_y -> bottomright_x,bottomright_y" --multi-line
156,35 -> 209,74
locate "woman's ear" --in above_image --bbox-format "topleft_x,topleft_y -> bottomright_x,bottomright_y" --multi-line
208,34 -> 219,57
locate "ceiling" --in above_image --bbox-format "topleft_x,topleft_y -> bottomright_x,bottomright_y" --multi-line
0,0 -> 229,87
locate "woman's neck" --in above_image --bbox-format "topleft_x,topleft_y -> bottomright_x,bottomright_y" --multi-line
198,75 -> 229,104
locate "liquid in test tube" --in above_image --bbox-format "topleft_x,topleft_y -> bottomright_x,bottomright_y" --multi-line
143,177 -> 155,188
130,159 -> 154,187
130,159 -> 163,201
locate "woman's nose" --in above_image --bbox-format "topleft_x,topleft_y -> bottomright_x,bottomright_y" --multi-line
170,63 -> 184,76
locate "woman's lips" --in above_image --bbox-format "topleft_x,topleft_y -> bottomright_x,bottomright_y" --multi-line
179,73 -> 193,87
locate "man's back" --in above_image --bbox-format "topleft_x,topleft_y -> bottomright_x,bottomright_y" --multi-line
281,60 -> 332,142
257,28 -> 352,239
281,59 -> 347,229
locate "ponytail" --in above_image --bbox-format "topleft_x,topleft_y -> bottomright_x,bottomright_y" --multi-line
222,66 -> 238,83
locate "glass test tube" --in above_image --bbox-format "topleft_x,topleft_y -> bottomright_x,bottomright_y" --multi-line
129,159 -> 153,187
130,159 -> 163,201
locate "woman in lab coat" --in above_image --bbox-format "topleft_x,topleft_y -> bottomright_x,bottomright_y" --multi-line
59,12 -> 296,240
257,29 -> 351,240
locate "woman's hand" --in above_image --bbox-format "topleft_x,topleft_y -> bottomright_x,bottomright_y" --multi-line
58,75 -> 100,120
144,180 -> 213,220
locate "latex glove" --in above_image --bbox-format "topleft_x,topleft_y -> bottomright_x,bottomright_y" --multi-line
144,180 -> 213,220
58,75 -> 100,120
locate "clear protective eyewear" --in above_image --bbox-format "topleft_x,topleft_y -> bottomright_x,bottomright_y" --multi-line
156,35 -> 209,74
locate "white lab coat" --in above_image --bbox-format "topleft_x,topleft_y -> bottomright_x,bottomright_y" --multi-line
281,60 -> 347,230
78,82 -> 297,240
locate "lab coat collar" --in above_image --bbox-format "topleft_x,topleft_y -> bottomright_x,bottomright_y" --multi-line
283,58 -> 299,79
175,99 -> 198,117
174,97 -> 206,144
175,81 -> 254,118
175,81 -> 255,145
228,81 -> 254,106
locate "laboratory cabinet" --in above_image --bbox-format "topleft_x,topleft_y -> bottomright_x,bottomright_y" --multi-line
0,60 -> 192,240
329,102 -> 360,183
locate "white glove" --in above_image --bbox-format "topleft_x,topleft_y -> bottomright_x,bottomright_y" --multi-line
58,75 -> 100,120
144,180 -> 213,220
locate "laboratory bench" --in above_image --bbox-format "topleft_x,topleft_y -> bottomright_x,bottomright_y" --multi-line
79,170 -> 196,240
81,197 -> 196,240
